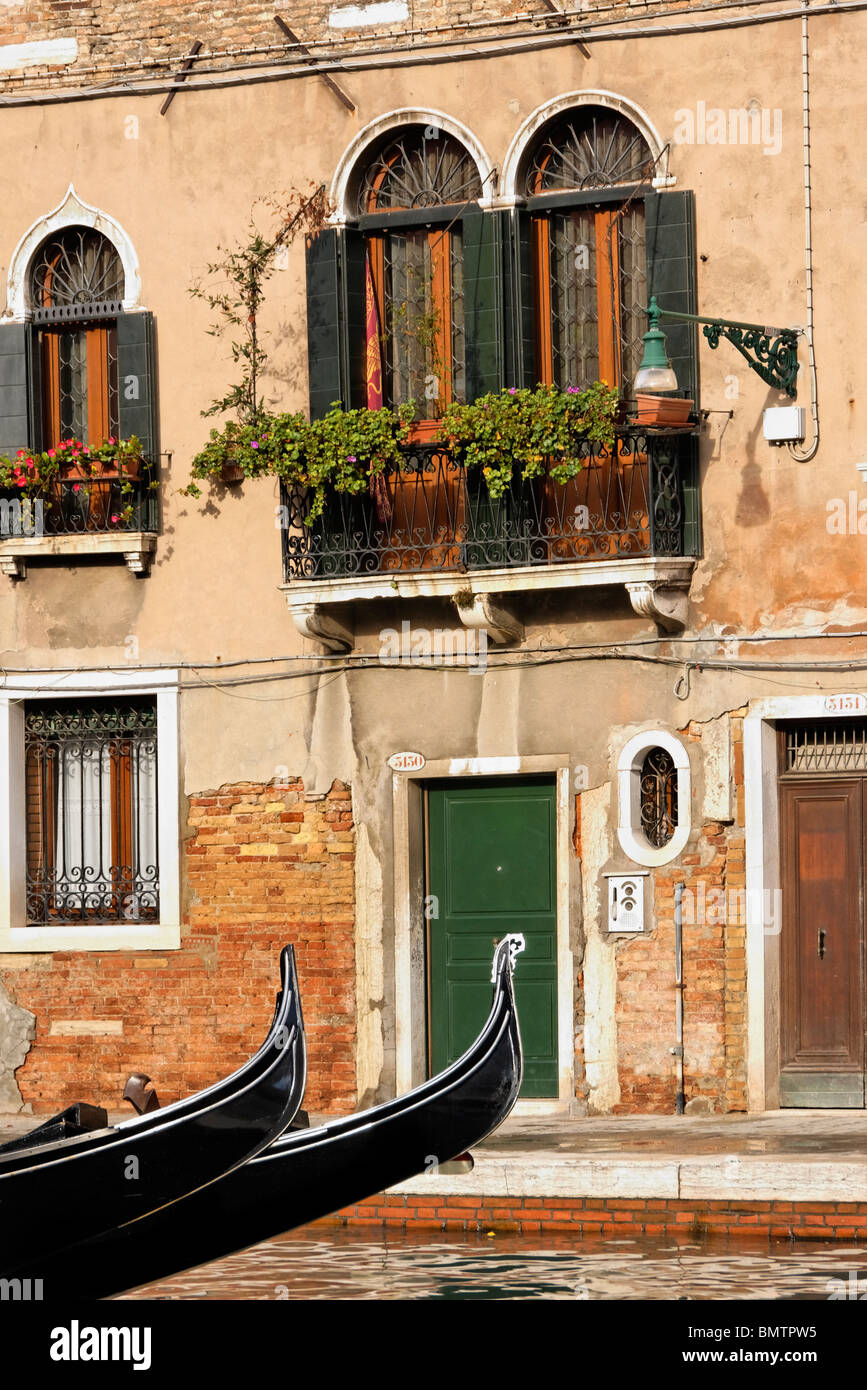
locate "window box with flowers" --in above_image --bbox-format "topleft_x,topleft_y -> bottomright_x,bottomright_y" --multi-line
0,436 -> 159,578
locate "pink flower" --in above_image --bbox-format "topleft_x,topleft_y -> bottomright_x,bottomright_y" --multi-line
47,448 -> 56,457
72,484 -> 80,492
16,450 -> 24,458
110,514 -> 119,523
108,438 -> 116,445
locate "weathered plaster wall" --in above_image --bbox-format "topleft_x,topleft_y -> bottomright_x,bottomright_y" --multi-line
0,976 -> 35,1111
0,7 -> 862,1112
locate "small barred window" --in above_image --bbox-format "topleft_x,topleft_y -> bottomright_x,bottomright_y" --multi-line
639,746 -> 678,849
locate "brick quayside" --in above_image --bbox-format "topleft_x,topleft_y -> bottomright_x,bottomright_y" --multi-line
1,778 -> 356,1115
323,1195 -> 867,1242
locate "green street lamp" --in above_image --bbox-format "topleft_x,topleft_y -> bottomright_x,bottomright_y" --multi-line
634,296 -> 801,399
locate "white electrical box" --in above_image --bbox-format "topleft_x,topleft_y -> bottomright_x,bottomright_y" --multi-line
604,872 -> 649,933
763,406 -> 805,444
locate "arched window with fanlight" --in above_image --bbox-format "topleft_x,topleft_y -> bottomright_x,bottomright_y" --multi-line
0,200 -> 158,493
522,107 -> 655,393
358,127 -> 483,418
305,121 -> 502,423
30,226 -> 124,448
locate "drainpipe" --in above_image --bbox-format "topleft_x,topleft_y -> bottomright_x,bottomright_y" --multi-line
787,3 -> 819,462
672,881 -> 686,1114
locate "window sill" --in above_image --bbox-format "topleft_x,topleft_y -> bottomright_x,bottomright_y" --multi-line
282,554 -> 696,649
0,920 -> 180,953
0,531 -> 157,579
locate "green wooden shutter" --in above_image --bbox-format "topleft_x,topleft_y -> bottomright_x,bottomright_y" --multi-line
462,209 -> 504,401
681,433 -> 702,557
645,190 -> 701,557
117,311 -> 158,462
0,323 -> 34,459
305,226 -> 366,420
503,208 -> 536,390
644,190 -> 699,403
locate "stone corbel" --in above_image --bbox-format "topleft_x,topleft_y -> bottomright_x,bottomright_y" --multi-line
455,593 -> 523,646
123,548 -> 154,576
626,581 -> 689,634
291,601 -> 354,652
0,556 -> 25,581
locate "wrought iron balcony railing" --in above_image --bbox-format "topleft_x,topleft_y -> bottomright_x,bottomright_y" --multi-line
0,462 -> 159,540
281,430 -> 697,583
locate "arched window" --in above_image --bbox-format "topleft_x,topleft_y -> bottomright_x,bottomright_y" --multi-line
522,108 -> 655,393
356,126 -> 483,418
29,226 -> 124,448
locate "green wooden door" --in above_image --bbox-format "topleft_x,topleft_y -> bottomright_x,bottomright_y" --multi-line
427,776 -> 558,1098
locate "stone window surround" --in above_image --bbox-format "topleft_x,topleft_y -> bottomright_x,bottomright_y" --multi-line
0,186 -> 154,575
328,91 -> 675,227
390,753 -> 576,1116
616,728 -> 692,867
4,184 -> 141,322
0,669 -> 180,952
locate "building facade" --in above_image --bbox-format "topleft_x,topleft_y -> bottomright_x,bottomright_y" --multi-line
0,0 -> 864,1118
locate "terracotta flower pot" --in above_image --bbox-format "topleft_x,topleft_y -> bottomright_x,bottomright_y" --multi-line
634,394 -> 694,428
219,462 -> 246,484
89,454 -> 142,480
405,418 -> 441,445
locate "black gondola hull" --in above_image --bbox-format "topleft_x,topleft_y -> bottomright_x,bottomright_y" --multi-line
0,945 -> 306,1274
27,935 -> 523,1299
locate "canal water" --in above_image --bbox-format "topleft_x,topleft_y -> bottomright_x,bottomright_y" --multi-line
119,1227 -> 867,1301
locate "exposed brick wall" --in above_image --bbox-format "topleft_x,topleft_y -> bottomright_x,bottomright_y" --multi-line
0,0 -> 738,92
0,777 -> 356,1115
323,1194 -> 867,1241
611,714 -> 748,1115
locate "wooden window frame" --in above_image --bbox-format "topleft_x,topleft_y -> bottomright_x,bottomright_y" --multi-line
531,193 -> 643,393
39,321 -> 118,450
364,218 -> 460,421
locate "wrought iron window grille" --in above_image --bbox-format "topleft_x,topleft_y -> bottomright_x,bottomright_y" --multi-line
525,110 -> 656,196
639,746 -> 679,849
24,697 -> 160,927
357,128 -> 483,215
784,722 -> 867,774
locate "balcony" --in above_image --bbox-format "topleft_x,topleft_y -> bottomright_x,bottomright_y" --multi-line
0,463 -> 161,579
280,429 -> 699,647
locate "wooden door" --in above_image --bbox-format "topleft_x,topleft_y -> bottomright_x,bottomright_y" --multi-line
426,776 -> 558,1097
779,779 -> 866,1106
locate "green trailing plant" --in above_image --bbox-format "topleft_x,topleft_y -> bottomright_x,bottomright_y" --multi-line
183,402 -> 414,516
273,401 -> 414,521
189,185 -> 329,430
439,382 -> 621,499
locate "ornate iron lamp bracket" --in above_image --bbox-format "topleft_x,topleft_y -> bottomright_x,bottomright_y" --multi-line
701,319 -> 800,397
641,297 -> 801,398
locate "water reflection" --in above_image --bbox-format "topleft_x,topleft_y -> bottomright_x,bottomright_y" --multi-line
118,1228 -> 867,1301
